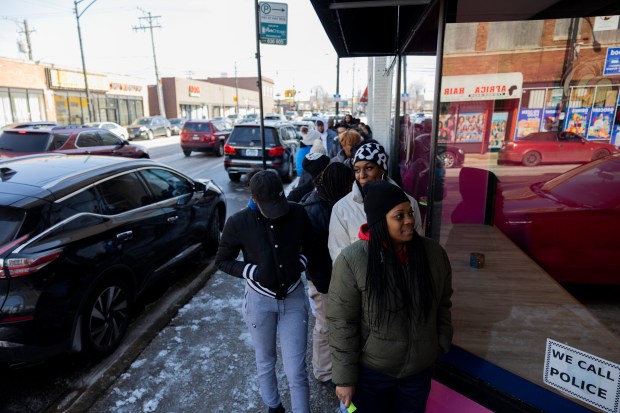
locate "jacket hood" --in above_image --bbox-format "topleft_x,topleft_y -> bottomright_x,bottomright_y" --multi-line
358,223 -> 370,241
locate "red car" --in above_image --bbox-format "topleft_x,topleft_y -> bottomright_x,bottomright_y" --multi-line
498,131 -> 619,166
494,154 -> 620,284
180,119 -> 233,157
0,126 -> 149,159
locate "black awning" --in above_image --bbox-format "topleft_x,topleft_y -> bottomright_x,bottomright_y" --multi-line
310,0 -> 620,57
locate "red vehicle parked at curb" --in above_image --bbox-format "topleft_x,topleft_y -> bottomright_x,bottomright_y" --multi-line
179,119 -> 233,157
0,126 -> 149,159
498,131 -> 619,166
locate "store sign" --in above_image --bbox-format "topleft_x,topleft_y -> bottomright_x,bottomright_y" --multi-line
440,72 -> 523,102
603,48 -> 620,76
544,339 -> 620,413
594,16 -> 620,32
189,85 -> 201,97
46,68 -> 108,91
109,82 -> 142,92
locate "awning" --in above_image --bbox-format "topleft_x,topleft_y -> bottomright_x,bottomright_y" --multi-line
310,0 -> 620,58
360,86 -> 368,103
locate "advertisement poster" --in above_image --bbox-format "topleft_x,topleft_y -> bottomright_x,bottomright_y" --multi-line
612,124 -> 620,146
489,112 -> 508,150
516,108 -> 542,139
438,113 -> 457,143
541,108 -> 560,131
455,112 -> 485,142
587,107 -> 615,140
564,107 -> 592,136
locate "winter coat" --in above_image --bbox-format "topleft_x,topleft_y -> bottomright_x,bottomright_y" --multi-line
327,238 -> 453,386
216,202 -> 315,299
301,190 -> 333,293
329,149 -> 353,168
287,170 -> 314,203
295,145 -> 311,177
316,117 -> 338,157
328,178 -> 423,262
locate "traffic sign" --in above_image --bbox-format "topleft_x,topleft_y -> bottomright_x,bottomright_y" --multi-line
333,94 -> 341,102
259,2 -> 288,46
401,92 -> 410,102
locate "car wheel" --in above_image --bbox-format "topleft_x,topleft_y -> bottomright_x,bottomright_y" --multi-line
522,151 -> 541,167
440,151 -> 457,168
281,159 -> 294,183
166,128 -> 172,137
228,172 -> 241,182
147,130 -> 154,140
216,141 -> 225,157
203,209 -> 221,256
82,276 -> 132,357
591,149 -> 610,161
183,149 -> 192,157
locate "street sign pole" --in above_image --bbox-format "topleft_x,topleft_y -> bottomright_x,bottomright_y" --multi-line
255,0 -> 267,169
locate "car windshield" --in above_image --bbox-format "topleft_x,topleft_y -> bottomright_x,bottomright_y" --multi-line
228,127 -> 277,146
0,131 -> 51,152
184,123 -> 211,133
131,118 -> 152,126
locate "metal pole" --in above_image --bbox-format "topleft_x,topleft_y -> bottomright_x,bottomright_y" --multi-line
74,0 -> 94,122
335,57 -> 340,120
234,61 -> 240,115
390,54 -> 403,185
255,0 -> 266,169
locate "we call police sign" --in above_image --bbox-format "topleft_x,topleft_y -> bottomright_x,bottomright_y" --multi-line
544,339 -> 620,413
259,2 -> 288,45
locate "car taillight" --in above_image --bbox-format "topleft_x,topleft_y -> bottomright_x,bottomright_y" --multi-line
224,144 -> 236,155
268,146 -> 285,156
3,249 -> 63,278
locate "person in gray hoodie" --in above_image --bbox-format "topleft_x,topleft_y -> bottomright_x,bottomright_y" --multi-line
316,117 -> 339,158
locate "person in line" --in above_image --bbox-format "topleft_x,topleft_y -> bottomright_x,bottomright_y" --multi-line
328,181 -> 453,412
301,163 -> 355,386
287,152 -> 330,203
315,117 -> 339,158
328,142 -> 423,263
358,122 -> 373,140
296,127 -> 321,177
330,128 -> 362,167
216,170 -> 315,413
344,113 -> 360,127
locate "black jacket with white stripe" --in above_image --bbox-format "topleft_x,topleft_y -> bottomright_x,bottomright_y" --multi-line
215,202 -> 315,299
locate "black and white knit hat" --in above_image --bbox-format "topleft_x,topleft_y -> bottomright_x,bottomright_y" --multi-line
353,142 -> 389,172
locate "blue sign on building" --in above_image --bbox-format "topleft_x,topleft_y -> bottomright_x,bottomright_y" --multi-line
603,47 -> 620,76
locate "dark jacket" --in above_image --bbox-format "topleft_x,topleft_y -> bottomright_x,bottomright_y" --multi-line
216,202 -> 315,299
287,170 -> 314,203
301,190 -> 332,293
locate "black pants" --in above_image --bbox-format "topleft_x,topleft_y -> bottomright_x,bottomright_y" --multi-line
352,365 -> 432,413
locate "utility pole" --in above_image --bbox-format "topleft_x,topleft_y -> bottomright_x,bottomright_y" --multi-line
133,9 -> 166,117
74,0 -> 98,122
234,61 -> 240,115
2,17 -> 35,61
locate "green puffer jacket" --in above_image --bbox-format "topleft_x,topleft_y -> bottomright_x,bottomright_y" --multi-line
327,237 -> 453,386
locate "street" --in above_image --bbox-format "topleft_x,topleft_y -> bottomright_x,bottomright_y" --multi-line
0,136 -> 617,412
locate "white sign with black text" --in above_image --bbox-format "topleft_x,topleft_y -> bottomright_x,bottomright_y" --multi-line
544,339 -> 620,413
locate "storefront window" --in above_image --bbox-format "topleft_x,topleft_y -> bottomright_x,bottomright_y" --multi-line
54,93 -> 70,125
487,20 -> 544,51
12,89 -> 29,122
28,90 -> 45,121
0,89 -> 11,126
118,99 -> 129,126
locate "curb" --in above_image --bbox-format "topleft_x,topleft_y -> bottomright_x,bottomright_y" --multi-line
46,259 -> 218,413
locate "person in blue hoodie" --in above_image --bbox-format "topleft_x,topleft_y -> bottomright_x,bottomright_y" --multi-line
296,127 -> 321,176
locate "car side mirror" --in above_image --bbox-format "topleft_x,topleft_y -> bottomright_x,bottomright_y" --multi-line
194,181 -> 206,193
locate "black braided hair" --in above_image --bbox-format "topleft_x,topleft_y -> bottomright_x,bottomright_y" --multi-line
314,162 -> 355,208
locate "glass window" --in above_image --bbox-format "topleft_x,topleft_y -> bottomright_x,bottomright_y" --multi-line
568,87 -> 594,108
50,187 -> 103,225
553,18 -> 581,41
139,168 -> 193,202
0,130 -> 51,152
0,207 -> 25,246
28,90 -> 45,121
184,122 -> 211,133
0,89 -> 11,126
12,89 -> 29,122
99,172 -> 149,214
98,130 -> 122,146
487,21 -> 544,50
593,86 -> 618,107
54,93 -> 70,125
119,99 -> 129,126
228,126 -> 277,146
75,131 -> 101,147
444,23 -> 477,54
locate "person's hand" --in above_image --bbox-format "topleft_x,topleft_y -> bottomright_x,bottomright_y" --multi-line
336,385 -> 355,408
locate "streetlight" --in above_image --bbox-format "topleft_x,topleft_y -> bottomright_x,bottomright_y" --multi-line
74,0 -> 98,123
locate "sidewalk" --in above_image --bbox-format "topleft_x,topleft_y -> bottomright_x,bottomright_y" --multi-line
87,271 -> 340,413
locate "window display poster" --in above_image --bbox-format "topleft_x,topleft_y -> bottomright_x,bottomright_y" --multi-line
516,108 -> 542,139
489,112 -> 508,149
455,112 -> 485,142
438,113 -> 456,143
587,107 -> 614,140
613,123 -> 620,146
542,108 -> 560,131
564,107 -> 591,136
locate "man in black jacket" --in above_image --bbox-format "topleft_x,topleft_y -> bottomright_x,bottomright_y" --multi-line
216,170 -> 315,413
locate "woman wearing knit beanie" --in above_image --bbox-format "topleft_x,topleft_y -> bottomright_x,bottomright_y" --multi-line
328,180 -> 453,413
328,141 -> 423,263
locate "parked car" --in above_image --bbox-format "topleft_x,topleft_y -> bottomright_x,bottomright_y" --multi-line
285,110 -> 298,121
291,120 -> 316,135
263,113 -> 287,121
127,116 -> 171,140
438,143 -> 465,168
84,121 -> 129,140
0,126 -> 149,159
495,154 -> 620,285
223,120 -> 299,183
1,121 -> 57,130
498,131 -> 619,166
226,114 -> 242,125
168,118 -> 186,135
241,113 -> 259,123
180,119 -> 233,157
0,154 -> 226,365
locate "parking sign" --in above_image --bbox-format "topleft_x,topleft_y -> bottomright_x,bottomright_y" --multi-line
259,2 -> 288,45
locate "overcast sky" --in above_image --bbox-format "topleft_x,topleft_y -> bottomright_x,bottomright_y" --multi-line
0,0 -> 435,101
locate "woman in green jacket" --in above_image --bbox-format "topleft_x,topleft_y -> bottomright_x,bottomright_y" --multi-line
327,181 -> 453,413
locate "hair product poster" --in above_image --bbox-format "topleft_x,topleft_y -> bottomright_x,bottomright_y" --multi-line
455,112 -> 485,142
586,107 -> 614,140
516,108 -> 542,139
489,112 -> 508,149
564,107 -> 591,136
438,113 -> 456,143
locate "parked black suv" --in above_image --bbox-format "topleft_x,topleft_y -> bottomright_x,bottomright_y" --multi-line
223,121 -> 299,182
127,116 -> 172,140
0,154 -> 226,365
